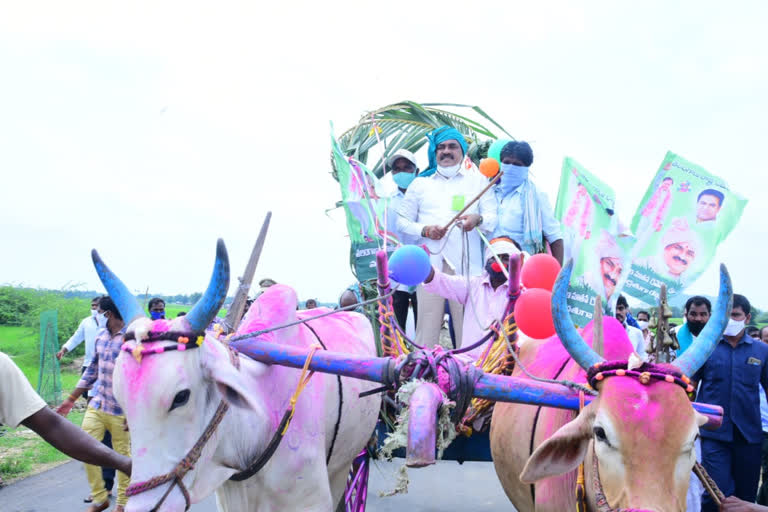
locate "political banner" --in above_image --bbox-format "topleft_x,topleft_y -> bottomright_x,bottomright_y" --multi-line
331,128 -> 391,245
623,151 -> 747,304
555,157 -> 630,326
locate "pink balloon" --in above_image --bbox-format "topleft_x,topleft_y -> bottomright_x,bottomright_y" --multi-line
521,254 -> 561,291
515,288 -> 555,339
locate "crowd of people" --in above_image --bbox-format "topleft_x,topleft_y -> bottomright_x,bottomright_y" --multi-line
1,125 -> 765,511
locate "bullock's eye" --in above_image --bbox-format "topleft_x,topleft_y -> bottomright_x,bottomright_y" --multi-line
593,426 -> 609,445
170,389 -> 191,411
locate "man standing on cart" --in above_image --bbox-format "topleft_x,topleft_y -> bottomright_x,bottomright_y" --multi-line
397,126 -> 497,348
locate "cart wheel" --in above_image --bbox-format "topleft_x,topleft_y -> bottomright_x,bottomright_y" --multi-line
340,448 -> 370,512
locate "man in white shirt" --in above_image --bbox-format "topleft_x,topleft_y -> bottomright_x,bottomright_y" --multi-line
57,296 -> 103,372
386,149 -> 420,330
397,126 -> 497,348
614,295 -> 646,356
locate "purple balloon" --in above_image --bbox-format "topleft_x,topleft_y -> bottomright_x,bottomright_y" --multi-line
389,245 -> 431,286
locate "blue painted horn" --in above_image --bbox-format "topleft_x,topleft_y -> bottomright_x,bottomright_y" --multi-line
92,250 -> 146,325
672,264 -> 732,376
551,259 -> 604,370
184,239 -> 230,333
92,239 -> 230,331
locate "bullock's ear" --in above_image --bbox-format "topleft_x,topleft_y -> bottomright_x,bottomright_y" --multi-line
520,403 -> 596,483
200,337 -> 259,411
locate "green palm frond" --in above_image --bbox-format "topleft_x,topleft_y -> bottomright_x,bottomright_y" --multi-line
334,101 -> 513,178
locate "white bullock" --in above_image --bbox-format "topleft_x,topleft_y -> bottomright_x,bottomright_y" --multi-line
93,240 -> 380,511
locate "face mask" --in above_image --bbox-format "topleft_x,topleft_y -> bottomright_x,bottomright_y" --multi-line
637,320 -> 649,331
150,311 -> 165,320
392,172 -> 416,189
724,318 -> 746,336
437,164 -> 461,179
498,164 -> 529,195
91,309 -> 98,318
96,312 -> 108,328
687,320 -> 706,336
484,259 -> 507,281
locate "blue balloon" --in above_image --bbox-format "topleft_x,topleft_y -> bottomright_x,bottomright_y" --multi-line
389,245 -> 431,286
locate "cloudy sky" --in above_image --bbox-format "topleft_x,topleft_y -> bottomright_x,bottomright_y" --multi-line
1,1 -> 765,306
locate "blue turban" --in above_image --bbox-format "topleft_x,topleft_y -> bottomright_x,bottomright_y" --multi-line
500,141 -> 534,167
422,126 -> 468,177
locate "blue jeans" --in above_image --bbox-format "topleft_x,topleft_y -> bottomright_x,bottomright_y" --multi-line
701,429 -> 761,512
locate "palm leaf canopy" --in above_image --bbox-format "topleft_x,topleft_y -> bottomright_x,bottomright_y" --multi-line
333,101 -> 513,179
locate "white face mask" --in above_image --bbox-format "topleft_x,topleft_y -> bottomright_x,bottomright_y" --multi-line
96,312 -> 108,328
637,320 -> 649,330
90,309 -> 98,318
724,318 -> 746,336
436,164 -> 461,179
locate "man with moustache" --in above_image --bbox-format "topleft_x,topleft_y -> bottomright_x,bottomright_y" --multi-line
397,126 -> 497,348
657,218 -> 700,282
675,296 -> 711,356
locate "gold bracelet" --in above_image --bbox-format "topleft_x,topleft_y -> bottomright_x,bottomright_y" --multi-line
67,395 -> 77,402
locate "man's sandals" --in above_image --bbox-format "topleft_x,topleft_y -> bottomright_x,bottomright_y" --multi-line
84,501 -> 110,512
84,490 -> 112,503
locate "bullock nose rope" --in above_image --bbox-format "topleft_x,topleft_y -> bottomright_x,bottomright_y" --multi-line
582,359 -> 724,512
123,339 -> 325,510
125,345 -> 241,512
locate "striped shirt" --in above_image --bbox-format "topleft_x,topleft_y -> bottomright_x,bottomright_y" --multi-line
77,328 -> 125,416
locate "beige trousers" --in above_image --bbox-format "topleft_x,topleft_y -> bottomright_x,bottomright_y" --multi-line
81,406 -> 131,506
415,261 -> 464,348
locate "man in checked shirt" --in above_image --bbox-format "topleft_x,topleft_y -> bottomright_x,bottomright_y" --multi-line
57,296 -> 131,512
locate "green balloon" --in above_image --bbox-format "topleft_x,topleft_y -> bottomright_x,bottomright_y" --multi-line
488,138 -> 514,163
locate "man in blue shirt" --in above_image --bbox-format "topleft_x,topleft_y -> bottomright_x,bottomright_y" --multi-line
694,294 -> 768,512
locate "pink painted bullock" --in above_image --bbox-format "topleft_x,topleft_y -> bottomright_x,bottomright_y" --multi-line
93,240 -> 381,511
491,262 -> 731,512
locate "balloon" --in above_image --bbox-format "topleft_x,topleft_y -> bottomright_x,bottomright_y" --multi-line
389,245 -> 432,286
515,288 -> 555,339
521,254 -> 561,291
479,158 -> 500,178
488,138 -> 514,163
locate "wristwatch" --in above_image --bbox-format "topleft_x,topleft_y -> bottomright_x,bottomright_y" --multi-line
477,215 -> 484,226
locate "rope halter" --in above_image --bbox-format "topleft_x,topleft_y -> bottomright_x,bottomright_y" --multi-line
122,331 -> 238,512
582,359 -> 695,512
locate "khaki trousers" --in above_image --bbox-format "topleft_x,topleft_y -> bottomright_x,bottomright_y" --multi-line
81,406 -> 131,506
415,261 -> 464,348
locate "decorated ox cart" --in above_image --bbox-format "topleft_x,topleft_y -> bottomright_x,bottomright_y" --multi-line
93,230 -> 731,511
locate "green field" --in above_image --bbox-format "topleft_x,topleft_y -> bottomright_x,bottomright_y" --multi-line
0,322 -> 89,483
0,300 -> 229,484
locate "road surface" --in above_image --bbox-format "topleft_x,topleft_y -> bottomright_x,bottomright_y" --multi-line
0,459 -> 514,511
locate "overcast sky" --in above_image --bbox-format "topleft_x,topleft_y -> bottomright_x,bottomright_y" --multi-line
1,1 -> 765,306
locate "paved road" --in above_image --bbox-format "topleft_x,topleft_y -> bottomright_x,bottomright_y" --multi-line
0,459 -> 514,511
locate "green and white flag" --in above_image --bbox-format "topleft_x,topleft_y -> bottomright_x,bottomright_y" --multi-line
555,157 -> 630,326
623,151 -> 747,304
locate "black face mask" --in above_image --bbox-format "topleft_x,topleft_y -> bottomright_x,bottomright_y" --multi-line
485,259 -> 507,281
688,321 -> 707,336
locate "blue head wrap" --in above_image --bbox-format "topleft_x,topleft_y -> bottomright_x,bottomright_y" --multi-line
422,126 -> 468,177
500,141 -> 534,166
